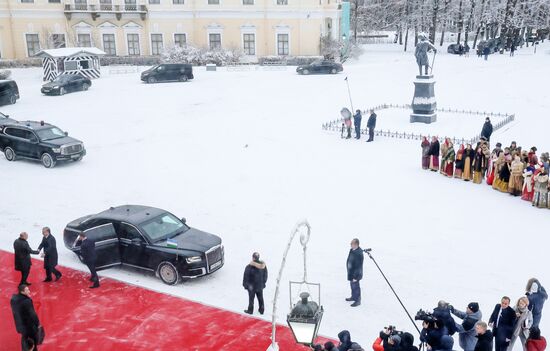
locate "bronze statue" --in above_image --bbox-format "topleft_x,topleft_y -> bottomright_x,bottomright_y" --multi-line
415,33 -> 437,76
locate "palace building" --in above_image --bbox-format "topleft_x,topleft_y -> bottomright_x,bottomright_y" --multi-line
0,0 -> 343,59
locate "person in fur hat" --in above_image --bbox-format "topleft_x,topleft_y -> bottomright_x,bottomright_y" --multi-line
242,252 -> 268,315
508,155 -> 525,196
526,278 -> 548,328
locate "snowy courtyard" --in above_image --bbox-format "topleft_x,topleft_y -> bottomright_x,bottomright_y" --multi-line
1,43 -> 549,348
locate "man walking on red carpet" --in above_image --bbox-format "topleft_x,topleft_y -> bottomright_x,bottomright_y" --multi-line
10,284 -> 41,351
13,232 -> 39,286
37,227 -> 62,282
77,232 -> 99,288
243,252 -> 268,315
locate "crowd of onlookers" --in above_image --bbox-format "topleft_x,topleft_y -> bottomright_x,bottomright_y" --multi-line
314,277 -> 547,351
421,118 -> 549,209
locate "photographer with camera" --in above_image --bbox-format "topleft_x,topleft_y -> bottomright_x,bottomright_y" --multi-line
450,302 -> 482,351
418,315 -> 445,350
433,301 -> 457,336
337,330 -> 364,351
375,327 -> 402,351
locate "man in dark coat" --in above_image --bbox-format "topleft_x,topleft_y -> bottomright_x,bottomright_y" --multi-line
526,278 -> 547,327
242,252 -> 267,315
366,110 -> 377,142
433,300 -> 456,335
488,296 -> 516,351
345,238 -> 364,307
37,227 -> 61,282
353,110 -> 362,139
77,232 -> 99,288
10,284 -> 41,350
14,232 -> 39,285
480,118 -> 493,141
474,321 -> 493,351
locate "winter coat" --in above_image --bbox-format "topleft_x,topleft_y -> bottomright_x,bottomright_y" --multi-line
346,247 -> 364,281
443,147 -> 456,164
453,309 -> 482,351
421,327 -> 444,349
481,121 -> 493,141
526,337 -> 547,351
429,141 -> 440,157
353,112 -> 362,127
455,149 -> 465,169
526,280 -> 548,321
489,304 -> 516,339
475,330 -> 494,351
513,306 -> 533,339
401,332 -> 420,351
13,238 -> 38,272
499,163 -> 511,182
367,113 -> 377,129
438,335 -> 454,351
422,140 -> 431,157
79,238 -> 97,264
483,47 -> 490,55
473,152 -> 487,172
534,174 -> 549,194
37,234 -> 58,268
433,306 -> 456,335
415,39 -> 437,66
10,293 -> 40,336
242,260 -> 268,292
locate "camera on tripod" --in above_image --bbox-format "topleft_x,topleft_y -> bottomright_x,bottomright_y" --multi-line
414,309 -> 436,323
384,325 -> 403,336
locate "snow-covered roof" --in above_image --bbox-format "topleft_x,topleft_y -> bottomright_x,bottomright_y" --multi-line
34,47 -> 106,58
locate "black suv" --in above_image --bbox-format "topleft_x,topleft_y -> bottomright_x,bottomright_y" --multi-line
63,205 -> 224,285
141,64 -> 194,83
0,119 -> 86,168
0,80 -> 20,106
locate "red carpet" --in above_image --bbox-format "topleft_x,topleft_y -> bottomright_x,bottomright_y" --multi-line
0,250 -> 332,350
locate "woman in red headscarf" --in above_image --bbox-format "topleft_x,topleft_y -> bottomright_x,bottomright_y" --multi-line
421,137 -> 430,170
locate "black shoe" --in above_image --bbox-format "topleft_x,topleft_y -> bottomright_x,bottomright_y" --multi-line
259,309 -> 264,315
43,278 -> 52,282
23,282 -> 32,286
345,297 -> 354,302
351,301 -> 361,307
244,310 -> 253,315
90,284 -> 100,289
55,273 -> 62,281
89,277 -> 94,281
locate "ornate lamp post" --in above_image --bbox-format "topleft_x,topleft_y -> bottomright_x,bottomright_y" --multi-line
266,221 -> 323,351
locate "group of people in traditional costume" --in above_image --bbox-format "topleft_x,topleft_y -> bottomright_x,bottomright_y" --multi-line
421,136 -> 550,209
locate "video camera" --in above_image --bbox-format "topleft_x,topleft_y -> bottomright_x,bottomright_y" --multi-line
384,325 -> 403,336
414,309 -> 436,323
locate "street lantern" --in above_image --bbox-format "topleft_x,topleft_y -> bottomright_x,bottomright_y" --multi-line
342,33 -> 347,42
287,291 -> 324,346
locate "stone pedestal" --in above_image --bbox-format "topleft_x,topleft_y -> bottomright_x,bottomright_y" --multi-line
410,75 -> 437,124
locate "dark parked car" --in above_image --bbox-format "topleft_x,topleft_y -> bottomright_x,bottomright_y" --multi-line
41,74 -> 91,95
296,60 -> 343,75
0,80 -> 20,105
447,43 -> 470,54
0,119 -> 86,168
63,205 -> 224,285
141,64 -> 194,84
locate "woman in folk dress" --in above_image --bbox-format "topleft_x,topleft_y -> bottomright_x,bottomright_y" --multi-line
492,153 -> 505,190
532,168 -> 549,208
462,144 -> 475,181
496,158 -> 512,192
429,136 -> 440,172
443,141 -> 455,177
421,137 -> 430,170
521,166 -> 535,201
454,144 -> 465,179
472,146 -> 487,184
508,155 -> 525,196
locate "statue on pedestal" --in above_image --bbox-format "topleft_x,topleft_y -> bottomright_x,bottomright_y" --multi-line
415,33 -> 437,76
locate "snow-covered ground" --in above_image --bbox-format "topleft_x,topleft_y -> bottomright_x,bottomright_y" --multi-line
1,43 -> 549,349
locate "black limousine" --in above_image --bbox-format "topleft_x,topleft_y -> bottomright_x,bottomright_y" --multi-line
63,205 -> 224,285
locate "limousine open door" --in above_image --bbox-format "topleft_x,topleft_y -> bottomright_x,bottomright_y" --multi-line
77,223 -> 121,270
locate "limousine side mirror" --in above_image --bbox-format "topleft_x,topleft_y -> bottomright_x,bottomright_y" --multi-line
131,238 -> 144,246
64,131 -> 68,136
181,217 -> 186,224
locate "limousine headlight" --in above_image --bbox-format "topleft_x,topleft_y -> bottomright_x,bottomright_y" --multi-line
51,147 -> 61,154
186,256 -> 202,264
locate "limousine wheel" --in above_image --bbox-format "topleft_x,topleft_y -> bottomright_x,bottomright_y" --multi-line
302,69 -> 310,75
4,147 -> 16,161
158,261 -> 180,285
179,75 -> 188,82
41,153 -> 56,168
331,68 -> 337,74
9,94 -> 17,104
59,87 -> 66,96
147,77 -> 157,84
82,83 -> 90,91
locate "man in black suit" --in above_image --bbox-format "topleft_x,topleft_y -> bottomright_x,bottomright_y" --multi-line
78,232 -> 99,288
13,232 -> 39,285
242,252 -> 268,315
345,238 -> 364,307
488,296 -> 516,351
10,284 -> 41,350
37,227 -> 61,282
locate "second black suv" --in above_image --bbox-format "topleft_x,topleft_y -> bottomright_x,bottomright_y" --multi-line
141,64 -> 194,83
0,119 -> 86,168
0,80 -> 20,106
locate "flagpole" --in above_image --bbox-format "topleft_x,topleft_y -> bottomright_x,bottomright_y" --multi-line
345,77 -> 354,112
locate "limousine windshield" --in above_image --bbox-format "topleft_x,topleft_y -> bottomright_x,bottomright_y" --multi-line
141,213 -> 189,242
36,127 -> 65,141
